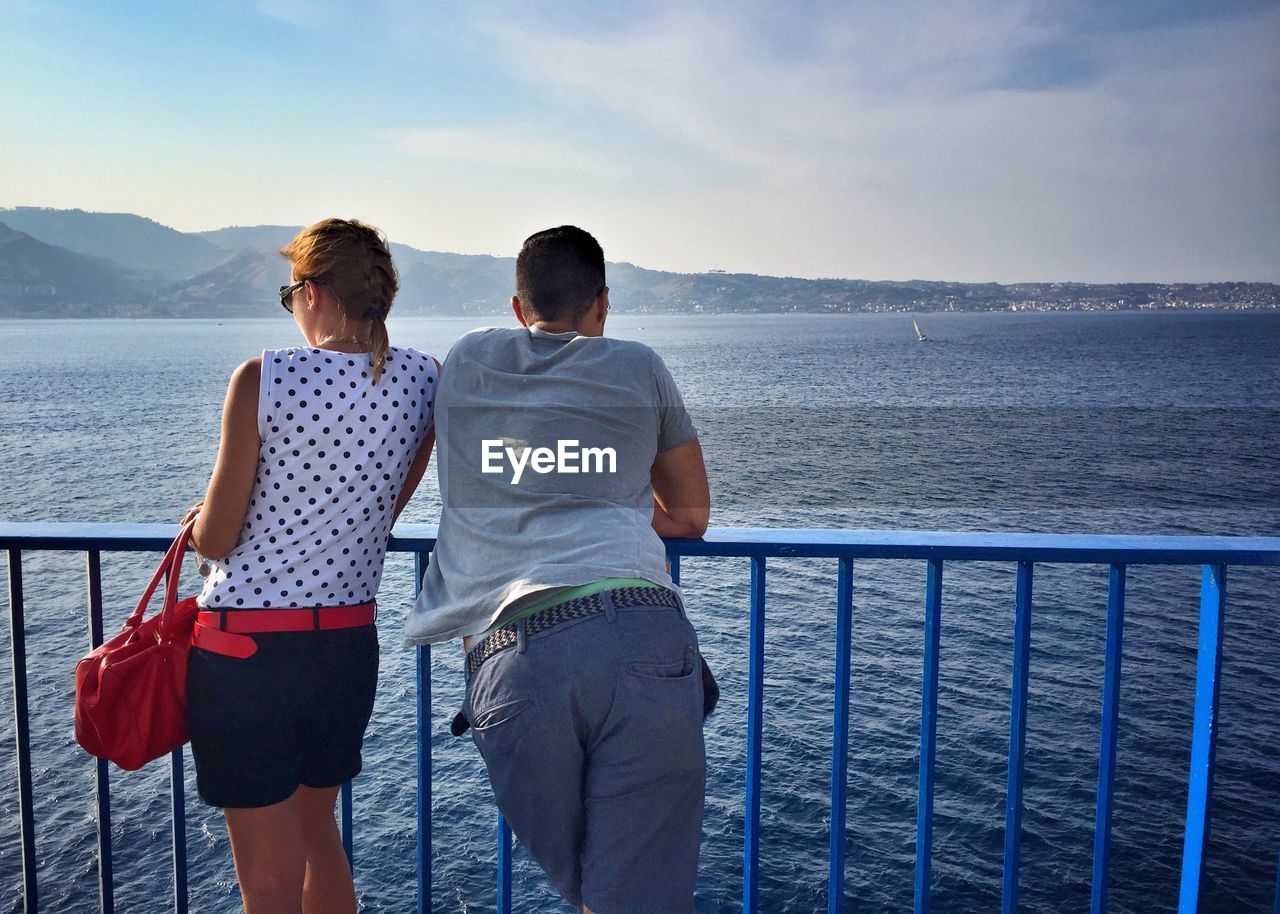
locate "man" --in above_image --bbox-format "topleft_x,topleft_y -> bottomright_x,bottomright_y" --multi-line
406,225 -> 711,913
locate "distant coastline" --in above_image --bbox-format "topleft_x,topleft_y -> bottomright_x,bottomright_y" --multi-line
3,206 -> 1279,318
3,306 -> 1278,322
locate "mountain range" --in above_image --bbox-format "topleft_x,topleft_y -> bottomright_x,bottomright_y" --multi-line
2,207 -> 1277,317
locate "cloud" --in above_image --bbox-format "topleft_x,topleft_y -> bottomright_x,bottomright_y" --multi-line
1036,0 -> 1280,35
456,0 -> 1279,281
388,126 -> 630,180
476,8 -> 872,175
986,38 -> 1102,91
160,0 -> 1275,281
467,1 -> 1125,179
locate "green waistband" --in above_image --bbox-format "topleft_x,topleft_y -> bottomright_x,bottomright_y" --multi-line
501,578 -> 662,629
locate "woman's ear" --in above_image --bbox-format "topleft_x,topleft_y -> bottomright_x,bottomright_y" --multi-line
304,279 -> 322,311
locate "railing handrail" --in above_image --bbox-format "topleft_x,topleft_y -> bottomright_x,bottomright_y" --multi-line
4,522 -> 1280,565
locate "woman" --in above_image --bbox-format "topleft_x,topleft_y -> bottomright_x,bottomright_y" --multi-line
181,218 -> 437,914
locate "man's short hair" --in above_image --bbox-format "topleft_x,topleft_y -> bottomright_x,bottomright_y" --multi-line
515,226 -> 606,324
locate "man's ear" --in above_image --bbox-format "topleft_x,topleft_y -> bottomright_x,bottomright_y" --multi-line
595,287 -> 609,324
511,295 -> 530,327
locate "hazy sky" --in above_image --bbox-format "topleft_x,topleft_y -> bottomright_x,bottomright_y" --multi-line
2,0 -> 1277,282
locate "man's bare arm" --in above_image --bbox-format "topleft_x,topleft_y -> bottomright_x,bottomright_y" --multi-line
651,439 -> 709,539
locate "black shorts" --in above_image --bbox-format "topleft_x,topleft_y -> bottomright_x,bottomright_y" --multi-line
186,624 -> 379,808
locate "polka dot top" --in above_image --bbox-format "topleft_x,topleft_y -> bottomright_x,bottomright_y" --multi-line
198,346 -> 437,610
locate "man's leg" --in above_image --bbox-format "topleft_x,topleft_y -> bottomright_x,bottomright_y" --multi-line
580,608 -> 706,914
468,631 -> 589,907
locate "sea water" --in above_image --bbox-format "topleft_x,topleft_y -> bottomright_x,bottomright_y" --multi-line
1,311 -> 1278,912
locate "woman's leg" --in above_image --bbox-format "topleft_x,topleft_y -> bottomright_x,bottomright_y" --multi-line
224,794 -> 306,914
224,786 -> 354,914
294,784 -> 357,914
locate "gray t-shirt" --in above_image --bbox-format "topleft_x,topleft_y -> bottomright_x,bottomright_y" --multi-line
405,326 -> 697,644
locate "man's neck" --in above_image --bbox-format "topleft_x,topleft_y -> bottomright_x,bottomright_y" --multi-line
529,321 -> 604,338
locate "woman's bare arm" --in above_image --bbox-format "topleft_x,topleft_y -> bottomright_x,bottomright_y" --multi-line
190,358 -> 262,560
393,358 -> 441,523
394,426 -> 436,523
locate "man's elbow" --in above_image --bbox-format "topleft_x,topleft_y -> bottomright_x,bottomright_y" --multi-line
673,511 -> 709,539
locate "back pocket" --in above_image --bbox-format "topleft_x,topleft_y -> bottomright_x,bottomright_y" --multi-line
628,647 -> 696,681
471,697 -> 533,731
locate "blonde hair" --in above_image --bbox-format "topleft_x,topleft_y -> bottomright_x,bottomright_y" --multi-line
280,219 -> 398,383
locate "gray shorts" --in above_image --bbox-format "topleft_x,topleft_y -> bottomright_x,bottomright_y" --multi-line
465,596 -> 706,913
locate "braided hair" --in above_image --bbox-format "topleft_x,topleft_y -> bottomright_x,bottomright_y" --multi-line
280,219 -> 399,383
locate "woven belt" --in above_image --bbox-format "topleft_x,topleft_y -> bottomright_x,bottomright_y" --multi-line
465,586 -> 681,678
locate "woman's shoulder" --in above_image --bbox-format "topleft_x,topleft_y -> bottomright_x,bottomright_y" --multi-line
261,345 -> 323,365
222,357 -> 262,412
391,345 -> 436,359
390,346 -> 440,373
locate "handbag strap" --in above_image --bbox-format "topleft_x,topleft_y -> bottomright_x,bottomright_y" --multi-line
122,520 -> 195,634
157,520 -> 197,643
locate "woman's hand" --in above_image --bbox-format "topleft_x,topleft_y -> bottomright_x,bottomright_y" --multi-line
180,501 -> 203,527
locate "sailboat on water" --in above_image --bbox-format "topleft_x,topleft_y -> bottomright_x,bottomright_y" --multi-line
913,318 -> 928,342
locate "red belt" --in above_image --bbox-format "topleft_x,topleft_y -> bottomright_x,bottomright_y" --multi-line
192,603 -> 375,658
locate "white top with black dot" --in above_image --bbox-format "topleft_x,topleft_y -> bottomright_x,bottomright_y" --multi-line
198,345 -> 437,610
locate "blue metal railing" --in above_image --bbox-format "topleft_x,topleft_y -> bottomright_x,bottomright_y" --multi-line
1091,563 -> 1126,914
4,523 -> 1280,913
914,557 -> 942,914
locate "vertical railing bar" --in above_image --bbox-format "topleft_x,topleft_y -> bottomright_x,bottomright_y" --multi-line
86,550 -> 115,914
744,556 -> 767,914
157,556 -> 189,914
1001,560 -> 1033,914
340,780 -> 354,871
1177,564 -> 1227,914
497,813 -> 513,914
1090,563 -> 1126,914
1273,849 -> 1279,914
914,558 -> 944,914
170,747 -> 188,914
415,552 -> 432,914
8,549 -> 39,913
827,557 -> 854,914
668,551 -> 681,587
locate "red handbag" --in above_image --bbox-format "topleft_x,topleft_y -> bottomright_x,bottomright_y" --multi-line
74,520 -> 200,771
